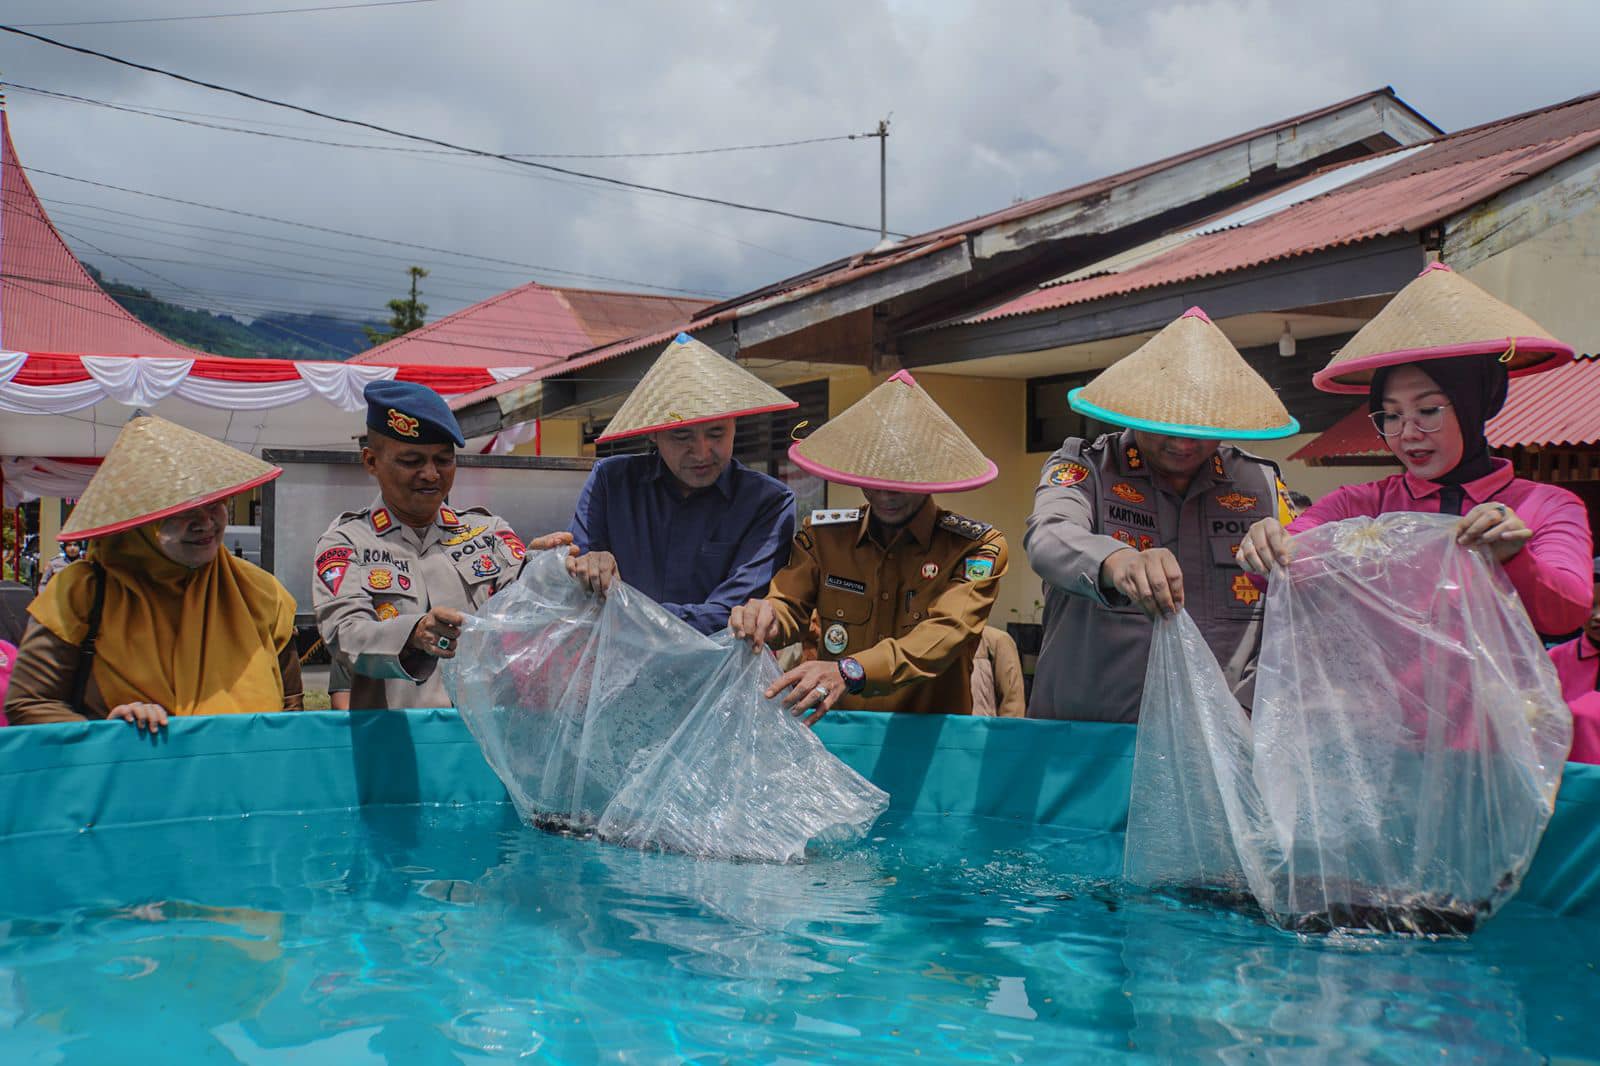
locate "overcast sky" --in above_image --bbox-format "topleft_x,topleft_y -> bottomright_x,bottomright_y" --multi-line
3,0 -> 1597,346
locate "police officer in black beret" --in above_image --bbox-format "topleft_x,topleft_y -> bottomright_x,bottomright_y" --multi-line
312,381 -> 570,710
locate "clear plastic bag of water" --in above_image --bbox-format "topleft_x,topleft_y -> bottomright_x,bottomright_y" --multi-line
1125,512 -> 1572,933
443,551 -> 888,863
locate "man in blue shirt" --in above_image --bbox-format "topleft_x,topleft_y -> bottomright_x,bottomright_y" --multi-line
567,334 -> 798,634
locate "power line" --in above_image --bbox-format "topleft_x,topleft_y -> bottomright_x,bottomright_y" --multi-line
0,25 -> 906,236
11,0 -> 442,29
6,84 -> 872,161
23,166 -> 729,297
6,84 -> 821,267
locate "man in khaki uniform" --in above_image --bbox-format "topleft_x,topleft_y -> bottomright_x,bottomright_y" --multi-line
731,371 -> 1007,721
313,381 -> 568,710
1025,307 -> 1297,722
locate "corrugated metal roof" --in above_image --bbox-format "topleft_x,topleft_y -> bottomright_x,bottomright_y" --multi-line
1291,356 -> 1600,462
458,89 -> 1431,411
965,91 -> 1600,324
1486,354 -> 1600,448
351,281 -> 708,368
0,110 -> 205,356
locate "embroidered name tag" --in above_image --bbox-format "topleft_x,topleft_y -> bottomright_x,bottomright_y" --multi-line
825,575 -> 867,595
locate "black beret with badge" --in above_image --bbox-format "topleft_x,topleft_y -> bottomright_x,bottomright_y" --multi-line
364,380 -> 466,447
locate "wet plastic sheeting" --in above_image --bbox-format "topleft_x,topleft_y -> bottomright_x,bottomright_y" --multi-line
1126,513 -> 1572,933
443,551 -> 887,862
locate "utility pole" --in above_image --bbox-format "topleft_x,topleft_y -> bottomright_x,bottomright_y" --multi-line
871,117 -> 890,242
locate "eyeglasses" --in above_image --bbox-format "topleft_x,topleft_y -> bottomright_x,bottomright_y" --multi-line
1369,404 -> 1453,438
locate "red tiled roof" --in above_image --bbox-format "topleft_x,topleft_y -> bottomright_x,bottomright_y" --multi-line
966,91 -> 1600,323
1291,355 -> 1600,463
351,281 -> 708,368
0,110 -> 205,356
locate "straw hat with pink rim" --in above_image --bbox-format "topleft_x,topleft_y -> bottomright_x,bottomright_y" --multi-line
787,370 -> 998,492
1067,307 -> 1300,440
1312,262 -> 1573,394
58,413 -> 281,541
597,332 -> 797,442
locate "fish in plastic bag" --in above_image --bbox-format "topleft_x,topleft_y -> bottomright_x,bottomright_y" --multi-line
443,550 -> 888,863
1125,512 -> 1571,934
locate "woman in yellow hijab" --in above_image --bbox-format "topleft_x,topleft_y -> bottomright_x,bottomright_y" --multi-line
5,415 -> 301,729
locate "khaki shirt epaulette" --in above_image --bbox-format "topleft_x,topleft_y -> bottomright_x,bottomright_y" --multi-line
764,499 -> 1007,715
1023,429 -> 1290,723
312,496 -> 527,711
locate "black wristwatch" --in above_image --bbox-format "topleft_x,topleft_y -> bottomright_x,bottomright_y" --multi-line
838,657 -> 866,695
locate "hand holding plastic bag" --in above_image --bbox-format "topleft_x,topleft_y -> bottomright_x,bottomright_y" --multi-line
444,551 -> 888,863
1126,513 -> 1571,934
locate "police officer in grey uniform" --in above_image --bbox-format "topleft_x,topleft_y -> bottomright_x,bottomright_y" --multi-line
313,381 -> 570,710
1024,307 -> 1299,722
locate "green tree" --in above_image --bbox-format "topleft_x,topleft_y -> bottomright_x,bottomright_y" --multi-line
363,266 -> 430,347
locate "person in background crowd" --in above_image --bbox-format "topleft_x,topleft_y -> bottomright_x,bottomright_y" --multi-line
38,538 -> 83,588
971,625 -> 1026,717
313,381 -> 570,711
731,370 -> 1007,721
0,639 -> 16,724
6,415 -> 301,728
1547,557 -> 1600,763
1239,265 -> 1592,641
1025,307 -> 1299,722
567,333 -> 797,634
1285,490 -> 1314,518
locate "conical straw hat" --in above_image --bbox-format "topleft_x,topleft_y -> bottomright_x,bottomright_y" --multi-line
597,333 -> 797,441
59,414 -> 281,541
1313,263 -> 1572,394
788,370 -> 997,492
1068,307 -> 1299,439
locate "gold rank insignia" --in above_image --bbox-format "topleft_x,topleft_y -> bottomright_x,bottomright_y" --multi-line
442,524 -> 488,546
1216,492 -> 1258,513
1125,446 -> 1143,469
1212,453 -> 1227,478
371,508 -> 393,534
439,506 -> 460,526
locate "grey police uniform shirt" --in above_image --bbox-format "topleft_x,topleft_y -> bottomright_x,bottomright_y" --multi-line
312,494 -> 526,710
1023,430 -> 1286,722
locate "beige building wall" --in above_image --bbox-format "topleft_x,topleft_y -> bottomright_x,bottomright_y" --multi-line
1464,200 -> 1600,357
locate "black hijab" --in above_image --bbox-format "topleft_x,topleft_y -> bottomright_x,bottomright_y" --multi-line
1369,354 -> 1509,487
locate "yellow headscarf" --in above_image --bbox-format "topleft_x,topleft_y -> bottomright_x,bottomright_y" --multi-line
28,524 -> 296,715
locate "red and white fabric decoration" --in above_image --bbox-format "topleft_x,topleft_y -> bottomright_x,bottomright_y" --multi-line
1,456 -> 98,507
0,352 -> 529,415
0,352 -> 535,460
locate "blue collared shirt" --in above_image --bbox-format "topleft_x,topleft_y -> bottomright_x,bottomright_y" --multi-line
570,454 -> 797,634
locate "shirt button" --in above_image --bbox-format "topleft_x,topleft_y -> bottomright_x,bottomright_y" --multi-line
880,592 -> 890,601
835,609 -> 844,618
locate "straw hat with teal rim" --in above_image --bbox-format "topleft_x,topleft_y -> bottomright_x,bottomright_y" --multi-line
788,370 -> 998,492
597,332 -> 798,442
1312,263 -> 1573,394
1068,307 -> 1300,440
59,413 -> 282,541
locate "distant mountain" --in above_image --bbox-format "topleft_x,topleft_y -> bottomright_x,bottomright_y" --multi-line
247,313 -> 377,360
82,262 -> 381,360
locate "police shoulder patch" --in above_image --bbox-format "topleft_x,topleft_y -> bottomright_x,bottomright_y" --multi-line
938,512 -> 992,540
809,508 -> 861,526
1046,461 -> 1091,487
